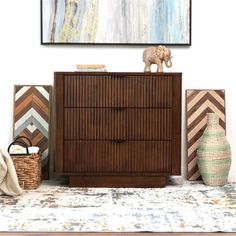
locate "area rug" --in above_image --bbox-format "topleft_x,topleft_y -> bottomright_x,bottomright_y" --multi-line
0,178 -> 236,232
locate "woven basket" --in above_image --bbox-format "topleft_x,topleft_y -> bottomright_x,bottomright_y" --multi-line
197,113 -> 231,186
8,136 -> 42,189
11,153 -> 41,189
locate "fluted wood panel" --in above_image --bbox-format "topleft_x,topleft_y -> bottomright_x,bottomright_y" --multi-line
64,141 -> 171,173
64,75 -> 172,108
64,108 -> 172,140
55,72 -> 181,187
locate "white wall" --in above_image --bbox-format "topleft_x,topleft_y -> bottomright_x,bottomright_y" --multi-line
0,0 -> 235,181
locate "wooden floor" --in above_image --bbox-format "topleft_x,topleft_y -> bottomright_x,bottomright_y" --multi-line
0,233 -> 235,236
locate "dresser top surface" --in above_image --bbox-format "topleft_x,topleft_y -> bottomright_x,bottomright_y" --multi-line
54,72 -> 182,76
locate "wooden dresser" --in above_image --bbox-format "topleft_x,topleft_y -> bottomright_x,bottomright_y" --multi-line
55,72 -> 181,187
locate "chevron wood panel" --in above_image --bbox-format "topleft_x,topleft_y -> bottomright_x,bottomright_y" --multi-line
13,85 -> 52,180
186,90 -> 226,180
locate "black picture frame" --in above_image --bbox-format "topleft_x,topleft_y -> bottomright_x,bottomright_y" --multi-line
41,0 -> 191,46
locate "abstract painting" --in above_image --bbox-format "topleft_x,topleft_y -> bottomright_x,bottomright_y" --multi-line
41,0 -> 191,45
13,85 -> 52,180
186,90 -> 226,181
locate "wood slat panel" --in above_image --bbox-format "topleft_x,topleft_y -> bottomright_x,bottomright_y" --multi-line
64,141 -> 172,173
63,75 -> 172,108
13,85 -> 51,180
186,90 -> 226,180
64,108 -> 172,140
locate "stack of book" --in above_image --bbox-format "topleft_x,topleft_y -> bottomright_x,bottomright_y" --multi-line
76,64 -> 107,72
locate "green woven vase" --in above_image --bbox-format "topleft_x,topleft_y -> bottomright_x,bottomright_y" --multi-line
197,113 -> 231,186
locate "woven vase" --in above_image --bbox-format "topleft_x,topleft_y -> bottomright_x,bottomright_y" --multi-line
197,113 -> 231,186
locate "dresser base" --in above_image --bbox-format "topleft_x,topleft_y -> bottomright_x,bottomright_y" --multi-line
69,176 -> 167,188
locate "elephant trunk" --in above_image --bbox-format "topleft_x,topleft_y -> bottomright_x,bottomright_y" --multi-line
165,59 -> 172,68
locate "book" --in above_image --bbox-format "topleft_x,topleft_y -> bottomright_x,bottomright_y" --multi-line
76,68 -> 107,72
76,64 -> 105,69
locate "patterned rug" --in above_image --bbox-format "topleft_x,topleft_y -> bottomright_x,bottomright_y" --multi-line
0,178 -> 236,232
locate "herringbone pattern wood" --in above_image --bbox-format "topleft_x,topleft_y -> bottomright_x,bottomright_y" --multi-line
13,85 -> 51,180
186,90 -> 226,180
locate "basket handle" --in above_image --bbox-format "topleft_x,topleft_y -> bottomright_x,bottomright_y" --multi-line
7,140 -> 29,155
14,135 -> 32,147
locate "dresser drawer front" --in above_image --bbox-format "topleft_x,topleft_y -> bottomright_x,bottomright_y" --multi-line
64,75 -> 172,108
64,108 -> 172,140
64,141 -> 172,173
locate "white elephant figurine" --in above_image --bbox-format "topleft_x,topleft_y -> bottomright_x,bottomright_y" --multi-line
143,46 -> 172,72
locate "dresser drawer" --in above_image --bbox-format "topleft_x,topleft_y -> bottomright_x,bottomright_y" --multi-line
64,141 -> 172,173
64,74 -> 172,108
64,108 -> 172,140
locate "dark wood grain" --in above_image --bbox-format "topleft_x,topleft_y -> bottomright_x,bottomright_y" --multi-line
69,175 -> 167,188
54,73 -> 64,173
64,108 -> 172,140
63,141 -> 172,173
63,73 -> 173,108
171,75 -> 182,175
55,72 -> 182,187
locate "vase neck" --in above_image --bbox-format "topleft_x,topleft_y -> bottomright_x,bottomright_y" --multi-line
207,113 -> 219,125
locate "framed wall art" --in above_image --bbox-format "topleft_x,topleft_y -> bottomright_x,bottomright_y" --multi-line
41,0 -> 191,45
13,85 -> 52,180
